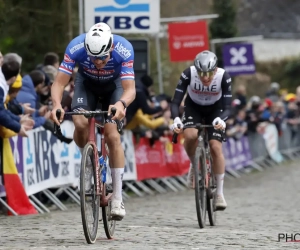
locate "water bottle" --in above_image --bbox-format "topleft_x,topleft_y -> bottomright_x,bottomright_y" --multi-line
99,156 -> 106,183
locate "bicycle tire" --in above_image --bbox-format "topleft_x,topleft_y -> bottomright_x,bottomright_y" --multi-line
80,143 -> 100,244
102,195 -> 116,239
207,156 -> 217,226
194,147 -> 207,229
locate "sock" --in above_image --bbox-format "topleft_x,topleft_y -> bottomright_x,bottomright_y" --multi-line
215,173 -> 225,196
111,168 -> 124,201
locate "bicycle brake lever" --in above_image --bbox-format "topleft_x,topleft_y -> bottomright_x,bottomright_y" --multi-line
172,124 -> 181,144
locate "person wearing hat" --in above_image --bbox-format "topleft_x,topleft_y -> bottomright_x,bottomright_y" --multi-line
7,74 -> 36,116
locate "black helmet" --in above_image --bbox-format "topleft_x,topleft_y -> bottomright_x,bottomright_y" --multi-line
194,50 -> 218,72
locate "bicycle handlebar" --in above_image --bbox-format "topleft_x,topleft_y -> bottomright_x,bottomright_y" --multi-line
53,107 -> 123,136
172,122 -> 225,144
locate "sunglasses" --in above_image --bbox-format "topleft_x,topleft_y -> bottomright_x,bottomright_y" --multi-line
198,71 -> 215,77
89,54 -> 109,61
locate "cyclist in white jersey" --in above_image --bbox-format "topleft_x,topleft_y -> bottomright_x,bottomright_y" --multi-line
170,50 -> 232,210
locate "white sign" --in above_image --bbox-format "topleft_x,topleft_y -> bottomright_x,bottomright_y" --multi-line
22,122 -> 81,195
84,0 -> 160,33
121,130 -> 137,181
262,123 -> 283,163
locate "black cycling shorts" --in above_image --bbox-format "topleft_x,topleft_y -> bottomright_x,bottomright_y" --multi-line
182,95 -> 223,142
71,72 -> 123,123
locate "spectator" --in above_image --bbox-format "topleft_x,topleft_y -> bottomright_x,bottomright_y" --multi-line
270,101 -> 285,136
125,74 -> 168,126
16,70 -> 51,128
0,60 -> 33,136
42,65 -> 58,108
261,98 -> 273,120
7,74 -> 35,116
235,85 -> 247,108
43,52 -> 60,69
3,53 -> 35,116
226,108 -> 248,140
16,69 -> 72,143
246,96 -> 267,133
266,82 -> 280,102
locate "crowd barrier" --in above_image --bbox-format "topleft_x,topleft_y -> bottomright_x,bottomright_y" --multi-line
1,121 -> 300,215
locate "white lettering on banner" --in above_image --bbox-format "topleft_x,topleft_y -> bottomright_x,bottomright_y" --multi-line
224,65 -> 255,73
121,130 -> 137,181
69,42 -> 84,54
135,145 -> 149,164
84,0 -> 160,33
114,42 -> 132,60
22,122 -> 81,196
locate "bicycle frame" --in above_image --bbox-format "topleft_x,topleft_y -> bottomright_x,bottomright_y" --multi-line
195,126 -> 212,189
54,109 -> 122,207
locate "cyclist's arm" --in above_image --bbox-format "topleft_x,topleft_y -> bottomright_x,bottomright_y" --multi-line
52,45 -> 78,107
219,71 -> 232,121
51,72 -> 71,108
119,79 -> 136,107
170,68 -> 191,119
119,42 -> 136,107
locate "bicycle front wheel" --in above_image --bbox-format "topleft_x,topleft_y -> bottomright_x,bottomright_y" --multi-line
80,143 -> 100,244
194,147 -> 207,229
207,156 -> 217,226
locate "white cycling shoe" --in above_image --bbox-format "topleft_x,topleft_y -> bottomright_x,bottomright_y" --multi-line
110,199 -> 126,221
215,194 -> 227,211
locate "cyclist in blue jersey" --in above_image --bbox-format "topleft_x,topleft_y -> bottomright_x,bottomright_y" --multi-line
50,22 -> 136,220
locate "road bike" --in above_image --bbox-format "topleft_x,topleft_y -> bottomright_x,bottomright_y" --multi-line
172,123 -> 225,228
54,107 -> 123,243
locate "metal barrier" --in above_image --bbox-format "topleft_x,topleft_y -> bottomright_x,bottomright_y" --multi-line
1,122 -> 300,215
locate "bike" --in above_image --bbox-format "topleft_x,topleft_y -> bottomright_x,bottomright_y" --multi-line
172,123 -> 225,228
54,107 -> 123,243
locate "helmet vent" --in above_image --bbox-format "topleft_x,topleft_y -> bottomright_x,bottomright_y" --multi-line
92,32 -> 100,36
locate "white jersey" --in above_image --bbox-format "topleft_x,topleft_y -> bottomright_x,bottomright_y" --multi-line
187,66 -> 225,106
0,67 -> 8,103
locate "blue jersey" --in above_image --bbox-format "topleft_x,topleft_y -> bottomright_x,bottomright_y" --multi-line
59,34 -> 135,83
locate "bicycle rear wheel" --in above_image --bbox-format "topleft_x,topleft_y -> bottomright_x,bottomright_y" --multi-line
194,147 -> 207,228
80,143 -> 100,244
207,156 -> 217,226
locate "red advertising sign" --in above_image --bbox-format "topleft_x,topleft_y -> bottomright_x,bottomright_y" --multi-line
168,21 -> 209,62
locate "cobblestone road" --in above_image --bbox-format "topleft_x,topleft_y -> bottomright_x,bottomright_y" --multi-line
1,161 -> 299,250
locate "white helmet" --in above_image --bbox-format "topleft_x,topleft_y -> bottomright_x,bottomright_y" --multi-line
84,22 -> 113,57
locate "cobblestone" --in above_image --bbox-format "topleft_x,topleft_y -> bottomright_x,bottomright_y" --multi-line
0,161 -> 299,249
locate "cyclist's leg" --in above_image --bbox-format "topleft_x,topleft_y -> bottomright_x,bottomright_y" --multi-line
182,96 -> 203,188
207,110 -> 227,210
71,73 -> 98,149
71,73 -> 98,191
101,78 -> 125,220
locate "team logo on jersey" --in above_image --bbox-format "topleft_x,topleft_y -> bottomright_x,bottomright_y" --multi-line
122,60 -> 134,68
69,42 -> 84,54
114,42 -> 132,59
181,72 -> 188,80
63,54 -> 75,63
84,67 -> 115,75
